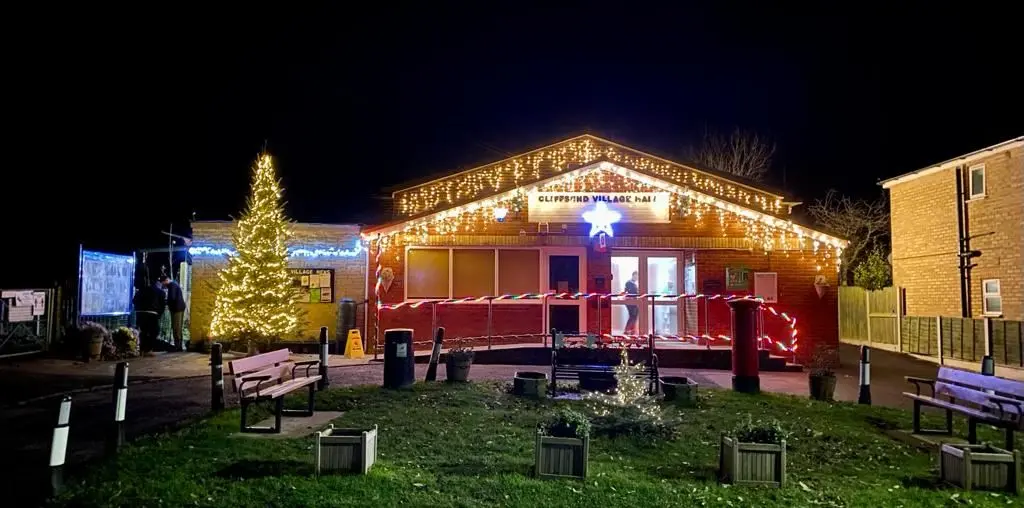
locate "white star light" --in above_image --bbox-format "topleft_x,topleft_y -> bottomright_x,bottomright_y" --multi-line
582,201 -> 621,237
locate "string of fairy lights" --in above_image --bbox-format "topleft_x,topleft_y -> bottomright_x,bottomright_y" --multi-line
394,136 -> 784,217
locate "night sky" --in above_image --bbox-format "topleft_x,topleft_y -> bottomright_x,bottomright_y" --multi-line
4,4 -> 1022,287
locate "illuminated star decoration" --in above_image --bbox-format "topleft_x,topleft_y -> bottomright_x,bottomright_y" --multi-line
582,201 -> 621,237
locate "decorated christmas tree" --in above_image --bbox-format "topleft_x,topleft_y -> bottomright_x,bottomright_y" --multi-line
586,347 -> 663,422
209,153 -> 302,341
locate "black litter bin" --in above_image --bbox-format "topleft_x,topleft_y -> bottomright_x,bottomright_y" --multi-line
383,328 -> 415,389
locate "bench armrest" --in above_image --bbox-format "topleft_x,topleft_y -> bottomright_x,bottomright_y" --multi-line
292,360 -> 320,378
904,376 -> 936,397
239,375 -> 272,397
988,397 -> 1023,420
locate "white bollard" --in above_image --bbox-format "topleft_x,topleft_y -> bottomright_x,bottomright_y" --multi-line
109,361 -> 128,454
49,395 -> 72,496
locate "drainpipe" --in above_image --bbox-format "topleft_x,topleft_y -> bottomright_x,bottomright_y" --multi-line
954,166 -> 973,318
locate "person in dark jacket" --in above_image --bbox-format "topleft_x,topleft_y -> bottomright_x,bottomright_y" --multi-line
624,271 -> 640,335
133,277 -> 166,352
160,275 -> 186,351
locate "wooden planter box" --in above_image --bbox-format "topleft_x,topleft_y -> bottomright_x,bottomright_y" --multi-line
660,376 -> 698,405
940,443 -> 1020,493
719,436 -> 786,487
513,372 -> 548,398
315,425 -> 378,475
535,434 -> 589,480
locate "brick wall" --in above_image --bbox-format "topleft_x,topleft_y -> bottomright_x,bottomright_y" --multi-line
965,147 -> 1023,320
189,221 -> 367,342
888,146 -> 1023,320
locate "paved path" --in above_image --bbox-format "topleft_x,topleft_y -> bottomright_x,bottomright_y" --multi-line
1,344 -> 947,504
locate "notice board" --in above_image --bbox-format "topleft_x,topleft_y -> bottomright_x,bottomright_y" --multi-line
79,250 -> 135,315
289,268 -> 334,303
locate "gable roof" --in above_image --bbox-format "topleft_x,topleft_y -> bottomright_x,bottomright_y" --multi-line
388,134 -> 788,220
880,136 -> 1024,188
365,159 -> 847,248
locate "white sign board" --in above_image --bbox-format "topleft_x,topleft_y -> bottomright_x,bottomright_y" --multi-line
527,192 -> 670,223
754,272 -> 778,303
396,343 -> 407,358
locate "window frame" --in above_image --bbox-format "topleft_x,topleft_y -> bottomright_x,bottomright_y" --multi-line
403,246 -> 543,304
981,278 -> 1002,316
968,163 -> 986,199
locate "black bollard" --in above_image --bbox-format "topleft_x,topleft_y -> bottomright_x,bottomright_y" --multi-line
108,361 -> 128,454
981,355 -> 995,376
858,345 -> 871,405
211,343 -> 225,411
319,326 -> 329,390
425,327 -> 445,382
49,395 -> 72,496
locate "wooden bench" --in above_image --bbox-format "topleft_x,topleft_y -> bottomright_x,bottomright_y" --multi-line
903,366 -> 1024,449
550,344 -> 659,395
228,349 -> 322,434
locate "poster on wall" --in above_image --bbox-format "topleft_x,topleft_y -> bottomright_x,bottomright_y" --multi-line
289,268 -> 334,303
725,266 -> 751,291
79,249 -> 135,316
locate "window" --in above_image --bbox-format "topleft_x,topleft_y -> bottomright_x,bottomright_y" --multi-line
982,279 -> 1002,315
498,250 -> 540,294
406,249 -> 449,299
453,249 -> 495,297
406,247 -> 541,300
969,164 -> 985,198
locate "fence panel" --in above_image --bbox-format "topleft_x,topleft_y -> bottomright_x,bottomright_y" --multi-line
901,316 -> 937,356
838,286 -> 868,342
991,320 -> 1024,368
0,288 -> 55,358
866,287 -> 898,345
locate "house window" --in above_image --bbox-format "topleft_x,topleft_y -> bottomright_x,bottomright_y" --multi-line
406,249 -> 450,299
982,279 -> 1002,316
498,249 -> 540,294
452,249 -> 495,297
969,164 -> 985,198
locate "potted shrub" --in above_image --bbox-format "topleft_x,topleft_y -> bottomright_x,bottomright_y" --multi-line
940,443 -> 1020,493
111,327 -> 140,359
535,408 -> 590,480
513,371 -> 548,398
445,346 -> 474,382
315,424 -> 378,475
808,345 -> 837,401
719,417 -> 788,487
78,322 -> 109,361
660,376 -> 698,405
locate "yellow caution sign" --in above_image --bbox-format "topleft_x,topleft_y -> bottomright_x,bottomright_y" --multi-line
344,329 -> 364,359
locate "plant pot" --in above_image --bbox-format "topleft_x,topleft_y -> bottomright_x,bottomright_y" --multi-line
535,434 -> 589,480
808,374 -> 836,401
719,435 -> 786,487
446,356 -> 473,382
88,336 -> 103,360
316,424 -> 378,475
578,372 -> 616,392
514,371 -> 548,398
660,376 -> 698,405
940,443 -> 1020,493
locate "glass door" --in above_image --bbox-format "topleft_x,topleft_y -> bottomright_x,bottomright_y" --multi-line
610,251 -> 689,337
543,248 -> 586,335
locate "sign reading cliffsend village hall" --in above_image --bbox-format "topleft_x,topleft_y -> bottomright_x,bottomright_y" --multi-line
528,192 -> 670,223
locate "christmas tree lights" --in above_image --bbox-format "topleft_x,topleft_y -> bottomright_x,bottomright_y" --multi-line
209,153 -> 303,340
586,347 -> 663,422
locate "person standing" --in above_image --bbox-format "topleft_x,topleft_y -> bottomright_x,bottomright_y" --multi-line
624,270 -> 640,335
160,275 -> 186,351
132,276 -> 165,353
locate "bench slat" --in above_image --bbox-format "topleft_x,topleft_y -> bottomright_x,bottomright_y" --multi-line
252,376 -> 321,400
937,367 -> 1024,400
935,382 -> 999,409
229,349 -> 291,376
232,363 -> 293,393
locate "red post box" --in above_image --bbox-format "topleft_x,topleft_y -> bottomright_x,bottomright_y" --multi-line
728,297 -> 761,394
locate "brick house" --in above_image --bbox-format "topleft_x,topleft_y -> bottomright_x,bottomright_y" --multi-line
188,221 -> 367,344
362,134 -> 847,363
881,136 -> 1023,322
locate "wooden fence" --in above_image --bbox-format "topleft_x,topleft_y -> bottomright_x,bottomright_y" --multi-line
839,285 -> 1024,368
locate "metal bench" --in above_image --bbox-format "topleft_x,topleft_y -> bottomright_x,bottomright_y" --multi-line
903,366 -> 1024,449
228,349 -> 321,433
550,338 -> 659,395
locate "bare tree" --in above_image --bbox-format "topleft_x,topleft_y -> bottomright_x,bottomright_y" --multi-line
686,128 -> 776,181
807,190 -> 890,285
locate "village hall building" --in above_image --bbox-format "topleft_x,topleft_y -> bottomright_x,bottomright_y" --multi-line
361,135 -> 847,364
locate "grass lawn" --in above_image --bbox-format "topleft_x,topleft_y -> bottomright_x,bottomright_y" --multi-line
53,382 -> 1020,507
